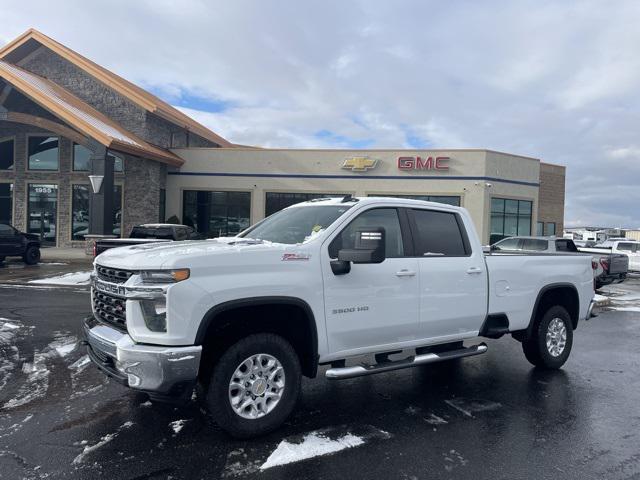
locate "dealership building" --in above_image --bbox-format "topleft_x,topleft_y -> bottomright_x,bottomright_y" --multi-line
0,30 -> 565,248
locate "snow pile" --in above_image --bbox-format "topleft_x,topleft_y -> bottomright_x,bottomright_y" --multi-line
0,319 -> 23,392
260,431 -> 365,470
29,271 -> 91,286
3,352 -> 50,409
169,419 -> 188,435
72,422 -> 134,464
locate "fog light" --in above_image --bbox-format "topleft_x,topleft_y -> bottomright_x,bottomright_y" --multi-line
140,298 -> 167,332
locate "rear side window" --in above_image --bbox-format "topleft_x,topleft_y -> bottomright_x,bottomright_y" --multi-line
617,242 -> 639,252
555,240 -> 578,252
411,209 -> 468,256
494,237 -> 520,250
522,239 -> 548,251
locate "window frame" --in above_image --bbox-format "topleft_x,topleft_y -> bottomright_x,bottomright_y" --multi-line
182,189 -> 252,238
328,207 -> 414,259
406,207 -> 472,258
0,136 -> 16,171
26,134 -> 60,172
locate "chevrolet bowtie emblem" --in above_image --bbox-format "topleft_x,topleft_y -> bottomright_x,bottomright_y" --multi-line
342,157 -> 378,172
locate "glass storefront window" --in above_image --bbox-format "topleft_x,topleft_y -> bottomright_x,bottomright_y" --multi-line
73,145 -> 124,172
28,136 -> 59,171
183,190 -> 251,237
369,194 -> 461,207
73,143 -> 91,171
490,198 -> 532,244
28,184 -> 58,245
0,183 -> 12,224
71,184 -> 123,240
0,139 -> 14,170
546,222 -> 556,236
536,221 -> 544,236
265,192 -> 345,217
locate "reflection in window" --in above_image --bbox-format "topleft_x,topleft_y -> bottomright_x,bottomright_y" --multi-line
490,198 -> 532,244
183,190 -> 251,238
71,184 -> 123,240
28,184 -> 58,245
0,183 -> 12,224
0,139 -> 14,170
28,136 -> 59,170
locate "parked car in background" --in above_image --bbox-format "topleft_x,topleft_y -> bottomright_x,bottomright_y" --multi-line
0,223 -> 41,265
581,239 -> 640,272
491,236 -> 628,288
93,224 -> 201,256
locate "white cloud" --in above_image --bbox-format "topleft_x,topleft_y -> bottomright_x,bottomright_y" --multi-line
1,0 -> 640,225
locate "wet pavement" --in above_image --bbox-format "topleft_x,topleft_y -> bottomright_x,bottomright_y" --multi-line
0,274 -> 639,479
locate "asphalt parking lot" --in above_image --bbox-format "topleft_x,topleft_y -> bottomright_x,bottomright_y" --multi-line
1,267 -> 639,479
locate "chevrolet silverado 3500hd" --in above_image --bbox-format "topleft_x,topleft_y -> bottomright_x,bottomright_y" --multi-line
84,197 -> 595,438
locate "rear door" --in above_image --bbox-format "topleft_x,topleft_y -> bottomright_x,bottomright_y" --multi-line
408,208 -> 488,340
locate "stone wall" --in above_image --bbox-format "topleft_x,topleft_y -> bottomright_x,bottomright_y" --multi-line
538,162 -> 566,235
20,48 -> 218,149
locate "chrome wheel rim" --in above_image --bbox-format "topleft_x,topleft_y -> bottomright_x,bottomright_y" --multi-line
546,318 -> 567,357
228,353 -> 285,419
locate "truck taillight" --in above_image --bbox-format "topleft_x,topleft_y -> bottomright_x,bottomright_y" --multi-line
600,258 -> 609,271
92,242 -> 97,257
591,260 -> 598,270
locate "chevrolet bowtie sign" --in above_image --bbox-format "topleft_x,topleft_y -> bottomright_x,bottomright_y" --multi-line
342,157 -> 378,172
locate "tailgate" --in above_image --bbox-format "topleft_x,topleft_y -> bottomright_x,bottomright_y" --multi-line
609,254 -> 629,274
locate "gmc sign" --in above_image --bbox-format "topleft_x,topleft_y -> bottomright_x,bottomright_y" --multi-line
397,156 -> 449,171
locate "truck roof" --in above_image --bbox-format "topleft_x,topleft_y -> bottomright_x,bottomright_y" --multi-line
289,196 -> 463,211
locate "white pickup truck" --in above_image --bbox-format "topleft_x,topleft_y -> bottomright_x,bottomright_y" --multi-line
580,239 -> 640,272
84,197 -> 595,438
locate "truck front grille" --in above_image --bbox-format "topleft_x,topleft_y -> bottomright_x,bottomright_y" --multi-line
96,265 -> 134,284
92,290 -> 127,330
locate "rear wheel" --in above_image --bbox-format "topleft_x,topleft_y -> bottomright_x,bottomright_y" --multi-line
206,333 -> 301,438
522,305 -> 573,369
23,246 -> 40,265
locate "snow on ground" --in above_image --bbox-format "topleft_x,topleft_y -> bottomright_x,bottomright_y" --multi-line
0,319 -> 24,392
72,422 -> 134,464
260,431 -> 365,470
598,283 -> 640,314
3,352 -> 50,409
169,420 -> 188,435
29,271 -> 91,286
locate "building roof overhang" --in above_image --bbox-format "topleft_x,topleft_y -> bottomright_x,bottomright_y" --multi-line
0,60 -> 184,166
0,29 -> 233,148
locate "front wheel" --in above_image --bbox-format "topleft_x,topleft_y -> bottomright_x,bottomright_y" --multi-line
206,333 -> 301,438
23,246 -> 40,265
522,305 -> 573,369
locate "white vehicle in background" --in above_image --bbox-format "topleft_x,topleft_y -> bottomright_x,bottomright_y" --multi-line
582,239 -> 640,272
84,197 -> 595,438
491,236 -> 629,288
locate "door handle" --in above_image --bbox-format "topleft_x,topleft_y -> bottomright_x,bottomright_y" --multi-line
395,269 -> 416,277
466,267 -> 483,275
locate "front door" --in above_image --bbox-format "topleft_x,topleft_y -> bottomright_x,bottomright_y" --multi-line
321,207 -> 420,356
408,208 -> 487,340
27,184 -> 58,246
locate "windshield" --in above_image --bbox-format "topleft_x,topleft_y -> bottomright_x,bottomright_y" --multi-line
239,205 -> 353,244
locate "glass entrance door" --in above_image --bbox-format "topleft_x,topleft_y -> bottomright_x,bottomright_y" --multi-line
28,184 -> 58,246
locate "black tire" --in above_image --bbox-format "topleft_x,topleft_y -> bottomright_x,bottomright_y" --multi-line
522,305 -> 573,369
206,333 -> 301,439
23,246 -> 40,265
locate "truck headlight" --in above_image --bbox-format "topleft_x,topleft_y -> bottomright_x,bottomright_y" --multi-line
138,269 -> 190,284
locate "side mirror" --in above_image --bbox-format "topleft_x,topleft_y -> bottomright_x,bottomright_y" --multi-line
331,227 -> 386,275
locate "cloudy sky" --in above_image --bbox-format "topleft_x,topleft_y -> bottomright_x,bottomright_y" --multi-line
1,0 -> 637,227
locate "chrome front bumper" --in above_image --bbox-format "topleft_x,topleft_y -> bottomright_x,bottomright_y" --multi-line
83,316 -> 202,395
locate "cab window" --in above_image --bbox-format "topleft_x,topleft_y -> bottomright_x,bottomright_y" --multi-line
329,208 -> 404,259
411,209 -> 468,256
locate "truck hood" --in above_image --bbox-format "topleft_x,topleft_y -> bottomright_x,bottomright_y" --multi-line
94,238 -> 303,270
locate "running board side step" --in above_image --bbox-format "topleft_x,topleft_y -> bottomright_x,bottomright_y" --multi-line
325,343 -> 488,380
